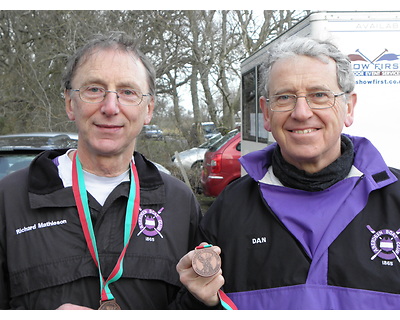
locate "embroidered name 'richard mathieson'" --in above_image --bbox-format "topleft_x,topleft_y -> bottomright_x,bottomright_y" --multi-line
15,219 -> 67,235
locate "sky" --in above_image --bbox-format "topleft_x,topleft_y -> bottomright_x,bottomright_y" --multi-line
2,0 -> 396,11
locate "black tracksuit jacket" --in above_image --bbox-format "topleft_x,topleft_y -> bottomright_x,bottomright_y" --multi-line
0,150 -> 205,309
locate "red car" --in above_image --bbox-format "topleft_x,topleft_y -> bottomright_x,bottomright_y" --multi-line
201,130 -> 241,197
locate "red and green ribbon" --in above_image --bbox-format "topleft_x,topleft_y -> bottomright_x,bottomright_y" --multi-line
72,152 -> 236,309
72,152 -> 140,303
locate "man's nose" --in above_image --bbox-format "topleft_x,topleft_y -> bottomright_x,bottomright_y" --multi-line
291,96 -> 313,119
101,91 -> 120,115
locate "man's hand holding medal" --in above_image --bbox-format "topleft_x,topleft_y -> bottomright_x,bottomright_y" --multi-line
176,243 -> 224,307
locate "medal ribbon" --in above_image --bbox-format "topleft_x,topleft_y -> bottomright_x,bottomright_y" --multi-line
72,152 -> 140,303
217,290 -> 237,310
195,245 -> 238,310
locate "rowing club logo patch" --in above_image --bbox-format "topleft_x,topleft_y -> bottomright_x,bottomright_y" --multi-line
137,207 -> 164,240
367,225 -> 400,265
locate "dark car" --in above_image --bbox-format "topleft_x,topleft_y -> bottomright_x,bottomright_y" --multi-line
201,129 -> 241,197
142,125 -> 163,140
200,122 -> 218,139
0,132 -> 78,180
0,132 -> 170,180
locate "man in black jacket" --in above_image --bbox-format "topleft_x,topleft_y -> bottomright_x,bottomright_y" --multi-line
0,31 -> 217,310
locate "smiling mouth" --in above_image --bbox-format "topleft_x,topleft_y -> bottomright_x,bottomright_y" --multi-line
290,128 -> 318,134
96,124 -> 123,129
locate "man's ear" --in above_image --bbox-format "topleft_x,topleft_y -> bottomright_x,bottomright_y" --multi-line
260,96 -> 272,132
65,90 -> 76,121
344,92 -> 357,128
144,97 -> 155,125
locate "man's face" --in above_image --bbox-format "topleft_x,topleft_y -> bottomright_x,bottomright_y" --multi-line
65,48 -> 154,159
260,55 -> 356,173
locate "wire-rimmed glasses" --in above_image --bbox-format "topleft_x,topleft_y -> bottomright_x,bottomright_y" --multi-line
267,91 -> 346,112
70,85 -> 152,106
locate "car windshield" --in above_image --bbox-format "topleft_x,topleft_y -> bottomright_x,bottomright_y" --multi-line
202,124 -> 216,134
0,133 -> 78,181
208,129 -> 238,152
144,125 -> 159,131
0,135 -> 77,149
198,133 -> 223,148
0,154 -> 37,179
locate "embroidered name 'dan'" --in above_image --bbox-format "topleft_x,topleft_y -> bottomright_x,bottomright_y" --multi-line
252,237 -> 267,245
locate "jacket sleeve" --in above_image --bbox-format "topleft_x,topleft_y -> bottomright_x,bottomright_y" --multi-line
168,287 -> 223,310
0,183 -> 11,309
164,179 -> 223,309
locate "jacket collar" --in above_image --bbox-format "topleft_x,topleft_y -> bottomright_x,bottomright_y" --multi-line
28,150 -> 166,208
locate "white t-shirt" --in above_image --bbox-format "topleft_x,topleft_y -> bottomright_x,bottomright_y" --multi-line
55,150 -> 130,206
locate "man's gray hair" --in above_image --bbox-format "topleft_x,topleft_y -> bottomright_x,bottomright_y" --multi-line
61,31 -> 156,96
259,36 -> 355,97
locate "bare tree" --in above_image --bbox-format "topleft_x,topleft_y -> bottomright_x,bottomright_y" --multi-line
0,10 -> 309,140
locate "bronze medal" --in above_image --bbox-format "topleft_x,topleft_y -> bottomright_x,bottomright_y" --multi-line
98,299 -> 121,310
192,247 -> 221,277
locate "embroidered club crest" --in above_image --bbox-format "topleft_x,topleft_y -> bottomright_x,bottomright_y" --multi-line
137,207 -> 164,238
367,225 -> 400,263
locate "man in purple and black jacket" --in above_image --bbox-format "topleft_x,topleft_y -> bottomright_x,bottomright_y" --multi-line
178,36 -> 400,309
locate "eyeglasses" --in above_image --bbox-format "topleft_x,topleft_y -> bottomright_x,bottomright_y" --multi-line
70,86 -> 152,106
266,91 -> 346,112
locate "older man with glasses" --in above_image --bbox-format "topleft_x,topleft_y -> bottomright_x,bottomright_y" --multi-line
0,32 -> 214,310
177,36 -> 400,309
